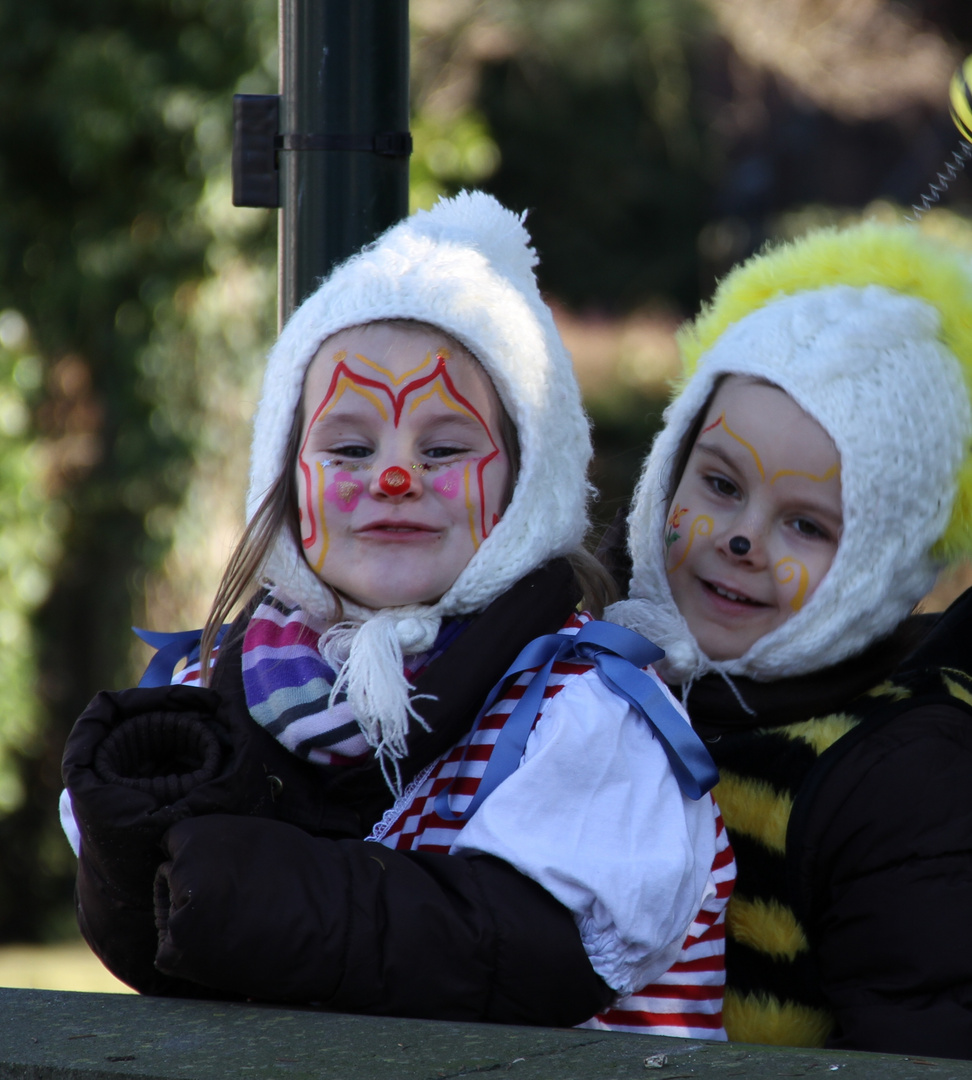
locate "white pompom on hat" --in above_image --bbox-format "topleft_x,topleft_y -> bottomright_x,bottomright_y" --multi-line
608,222 -> 972,685
245,191 -> 592,780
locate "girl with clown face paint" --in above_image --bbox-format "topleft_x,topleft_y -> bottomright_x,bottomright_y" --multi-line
61,192 -> 730,1037
607,221 -> 972,1060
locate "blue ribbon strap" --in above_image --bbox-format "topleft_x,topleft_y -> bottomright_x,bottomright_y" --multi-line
434,620 -> 717,822
133,625 -> 229,688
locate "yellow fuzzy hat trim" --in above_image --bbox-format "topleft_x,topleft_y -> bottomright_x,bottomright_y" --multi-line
677,222 -> 972,561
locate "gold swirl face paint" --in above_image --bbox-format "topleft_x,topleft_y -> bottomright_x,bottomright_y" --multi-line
295,322 -> 510,609
774,557 -> 810,612
664,377 -> 842,661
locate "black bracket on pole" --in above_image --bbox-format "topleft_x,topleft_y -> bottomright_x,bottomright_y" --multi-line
232,94 -> 281,208
232,95 -> 413,209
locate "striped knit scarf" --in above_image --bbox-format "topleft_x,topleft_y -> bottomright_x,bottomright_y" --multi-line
241,590 -> 466,769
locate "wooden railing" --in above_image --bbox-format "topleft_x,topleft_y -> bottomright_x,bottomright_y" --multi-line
0,987 -> 968,1079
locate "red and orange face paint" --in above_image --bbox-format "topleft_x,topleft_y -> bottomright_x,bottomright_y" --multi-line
297,341 -> 507,577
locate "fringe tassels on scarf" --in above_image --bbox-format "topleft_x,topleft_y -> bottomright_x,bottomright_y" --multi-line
322,612 -> 440,793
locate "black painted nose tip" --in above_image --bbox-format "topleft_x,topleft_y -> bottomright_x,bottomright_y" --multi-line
729,535 -> 751,556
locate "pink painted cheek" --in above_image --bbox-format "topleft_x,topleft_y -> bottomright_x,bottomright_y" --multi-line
324,471 -> 364,513
432,470 -> 462,499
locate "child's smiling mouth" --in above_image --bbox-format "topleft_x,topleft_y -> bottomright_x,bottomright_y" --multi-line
701,578 -> 769,608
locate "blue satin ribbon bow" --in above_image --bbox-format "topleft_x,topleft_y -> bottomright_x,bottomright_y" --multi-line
434,620 -> 718,823
134,625 -> 229,688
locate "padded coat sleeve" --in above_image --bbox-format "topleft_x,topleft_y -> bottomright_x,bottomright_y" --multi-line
801,703 -> 972,1059
75,828 -> 237,999
154,813 -> 614,1025
62,683 -> 338,995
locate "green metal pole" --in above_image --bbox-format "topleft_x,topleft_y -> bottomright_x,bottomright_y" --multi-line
277,0 -> 411,328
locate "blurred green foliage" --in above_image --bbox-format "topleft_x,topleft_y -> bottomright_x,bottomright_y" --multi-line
0,0 -> 279,940
0,316 -> 62,814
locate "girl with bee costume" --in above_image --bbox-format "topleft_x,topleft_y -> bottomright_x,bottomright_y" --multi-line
608,220 -> 972,1058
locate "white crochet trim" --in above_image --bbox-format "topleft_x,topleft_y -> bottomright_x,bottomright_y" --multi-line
613,284 -> 972,683
364,760 -> 437,844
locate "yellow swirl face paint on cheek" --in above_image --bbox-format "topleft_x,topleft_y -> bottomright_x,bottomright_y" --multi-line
775,557 -> 810,612
667,514 -> 713,574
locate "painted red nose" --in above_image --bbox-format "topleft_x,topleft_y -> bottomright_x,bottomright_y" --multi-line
378,466 -> 411,496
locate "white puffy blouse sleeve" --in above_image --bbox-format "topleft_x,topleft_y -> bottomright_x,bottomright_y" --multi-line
450,665 -> 718,995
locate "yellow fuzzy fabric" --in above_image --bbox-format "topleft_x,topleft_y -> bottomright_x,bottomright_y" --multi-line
713,772 -> 791,854
944,671 -> 972,708
727,895 -> 808,961
775,714 -> 860,756
723,989 -> 834,1048
864,680 -> 912,702
676,222 -> 972,561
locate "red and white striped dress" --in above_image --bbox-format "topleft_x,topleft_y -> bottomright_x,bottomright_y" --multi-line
368,612 -> 735,1038
579,811 -> 733,1038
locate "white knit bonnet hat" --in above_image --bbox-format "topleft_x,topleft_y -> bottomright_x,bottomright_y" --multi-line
609,222 -> 972,686
247,191 -> 592,770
